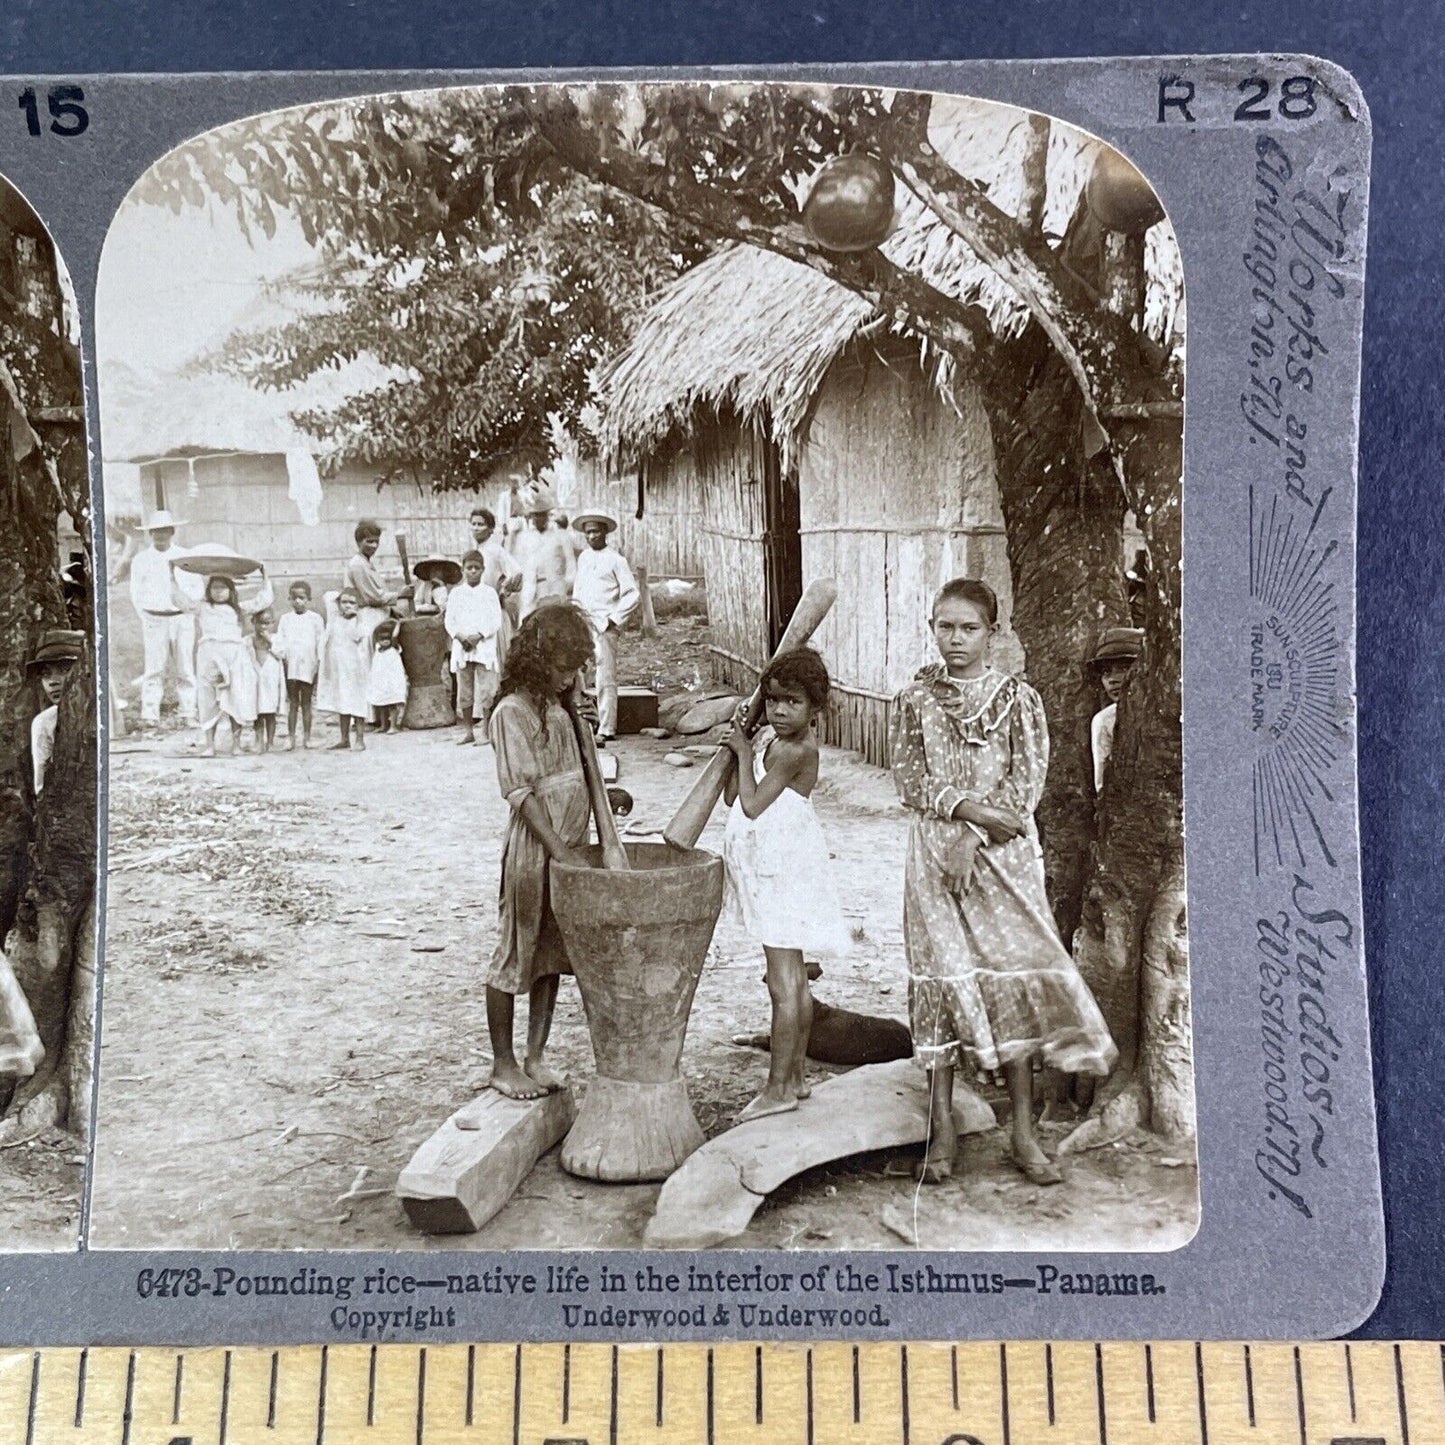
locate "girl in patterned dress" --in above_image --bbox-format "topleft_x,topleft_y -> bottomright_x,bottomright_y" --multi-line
890,579 -> 1116,1185
485,603 -> 595,1100
723,647 -> 849,1123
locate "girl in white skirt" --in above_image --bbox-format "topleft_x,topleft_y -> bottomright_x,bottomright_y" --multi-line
723,646 -> 849,1122
367,618 -> 409,734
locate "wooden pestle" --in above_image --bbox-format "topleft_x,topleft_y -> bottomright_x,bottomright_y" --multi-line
562,689 -> 632,871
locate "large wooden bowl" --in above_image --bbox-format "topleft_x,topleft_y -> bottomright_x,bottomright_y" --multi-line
549,843 -> 724,1182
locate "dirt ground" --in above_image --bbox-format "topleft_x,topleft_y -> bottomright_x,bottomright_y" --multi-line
90,608 -> 1197,1253
0,1133 -> 83,1250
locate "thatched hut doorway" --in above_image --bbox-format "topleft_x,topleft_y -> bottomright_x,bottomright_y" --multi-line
760,438 -> 803,651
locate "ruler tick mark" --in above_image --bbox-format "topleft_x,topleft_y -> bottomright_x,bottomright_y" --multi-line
1293,1345 -> 1306,1445
416,1348 -> 427,1445
515,1344 -> 524,1445
1095,1343 -> 1108,1445
466,1344 -> 476,1427
24,1352 -> 38,1445
368,1344 -> 378,1426
609,1344 -> 618,1445
560,1341 -> 569,1423
1243,1343 -> 1255,1427
1046,1343 -> 1055,1425
1145,1343 -> 1156,1424
656,1347 -> 664,1427
853,1345 -> 861,1423
121,1351 -> 136,1445
1345,1342 -> 1356,1421
316,1344 -> 329,1445
754,1344 -> 763,1425
219,1350 -> 232,1445
806,1348 -> 815,1445
901,1344 -> 911,1445
268,1352 -> 278,1429
707,1347 -> 715,1445
1195,1343 -> 1209,1445
75,1346 -> 88,1428
174,1352 -> 185,1427
951,1345 -> 959,1411
1396,1343 -> 1412,1445
1000,1343 -> 1011,1445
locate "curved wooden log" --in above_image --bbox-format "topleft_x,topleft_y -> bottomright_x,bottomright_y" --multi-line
644,1059 -> 996,1248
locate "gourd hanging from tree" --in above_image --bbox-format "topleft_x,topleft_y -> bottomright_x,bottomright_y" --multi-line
801,152 -> 897,251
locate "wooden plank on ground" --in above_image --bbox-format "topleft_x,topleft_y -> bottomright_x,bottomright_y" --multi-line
396,1088 -> 576,1235
644,1058 -> 995,1248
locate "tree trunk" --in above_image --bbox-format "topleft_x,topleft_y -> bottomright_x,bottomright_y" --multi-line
985,327 -> 1129,945
1060,412 -> 1189,1150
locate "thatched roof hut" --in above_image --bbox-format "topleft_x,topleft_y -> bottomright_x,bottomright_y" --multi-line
599,97 -> 1180,765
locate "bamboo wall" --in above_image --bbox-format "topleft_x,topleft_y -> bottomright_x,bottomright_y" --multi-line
800,346 -> 1021,768
141,453 -> 494,593
573,448 -> 704,580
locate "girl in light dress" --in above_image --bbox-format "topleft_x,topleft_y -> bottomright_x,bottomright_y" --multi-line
722,646 -> 849,1123
367,618 -> 409,734
188,569 -> 274,757
246,612 -> 287,753
316,588 -> 372,750
890,578 -> 1116,1186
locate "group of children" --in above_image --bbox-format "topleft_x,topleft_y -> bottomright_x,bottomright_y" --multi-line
480,577 -> 1132,1194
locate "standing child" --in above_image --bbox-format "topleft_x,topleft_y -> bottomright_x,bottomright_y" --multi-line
316,588 -> 371,750
444,550 -> 505,745
249,615 -> 287,753
1088,626 -> 1143,794
485,603 -> 596,1099
274,581 -> 326,749
189,568 -> 274,757
890,578 -> 1117,1186
722,646 -> 850,1122
368,618 -> 409,734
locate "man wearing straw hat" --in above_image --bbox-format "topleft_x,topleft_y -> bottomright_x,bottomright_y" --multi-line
128,510 -> 198,732
570,507 -> 639,742
513,479 -> 575,621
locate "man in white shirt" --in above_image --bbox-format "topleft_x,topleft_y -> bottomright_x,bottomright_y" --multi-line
128,510 -> 197,728
513,482 -> 576,620
570,508 -> 640,741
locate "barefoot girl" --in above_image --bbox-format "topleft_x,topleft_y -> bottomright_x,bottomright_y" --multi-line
485,603 -> 595,1099
890,579 -> 1116,1184
248,614 -> 287,753
316,588 -> 371,750
723,646 -> 849,1123
367,618 -> 409,734
275,581 -> 326,748
189,568 -> 274,757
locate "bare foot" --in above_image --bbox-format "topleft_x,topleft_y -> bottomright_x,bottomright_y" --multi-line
524,1059 -> 565,1093
490,1062 -> 548,1100
328,740 -> 348,750
353,737 -> 366,751
288,738 -> 297,751
737,1091 -> 799,1124
1009,1138 -> 1063,1185
795,1079 -> 812,1099
457,734 -> 475,746
913,1153 -> 955,1184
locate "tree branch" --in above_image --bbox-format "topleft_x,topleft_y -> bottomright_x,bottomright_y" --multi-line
520,87 -> 997,365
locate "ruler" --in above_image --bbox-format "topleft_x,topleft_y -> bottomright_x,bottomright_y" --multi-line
0,1341 -> 1437,1444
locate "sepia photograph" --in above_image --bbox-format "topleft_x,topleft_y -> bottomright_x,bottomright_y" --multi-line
88,80 -> 1194,1253
0,173 -> 96,1249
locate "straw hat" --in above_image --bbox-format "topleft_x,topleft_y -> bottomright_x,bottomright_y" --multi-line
144,509 -> 182,532
1090,626 -> 1144,666
27,628 -> 85,670
412,556 -> 463,586
571,508 -> 619,535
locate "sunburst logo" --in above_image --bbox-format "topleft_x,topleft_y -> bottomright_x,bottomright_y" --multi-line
1248,486 -> 1347,874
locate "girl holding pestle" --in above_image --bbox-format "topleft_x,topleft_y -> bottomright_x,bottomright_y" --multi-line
485,602 -> 596,1099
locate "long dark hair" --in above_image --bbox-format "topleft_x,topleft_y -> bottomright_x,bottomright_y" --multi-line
203,574 -> 244,624
498,602 -> 594,732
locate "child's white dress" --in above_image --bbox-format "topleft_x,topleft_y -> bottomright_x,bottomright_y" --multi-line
367,645 -> 409,708
722,727 -> 850,955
